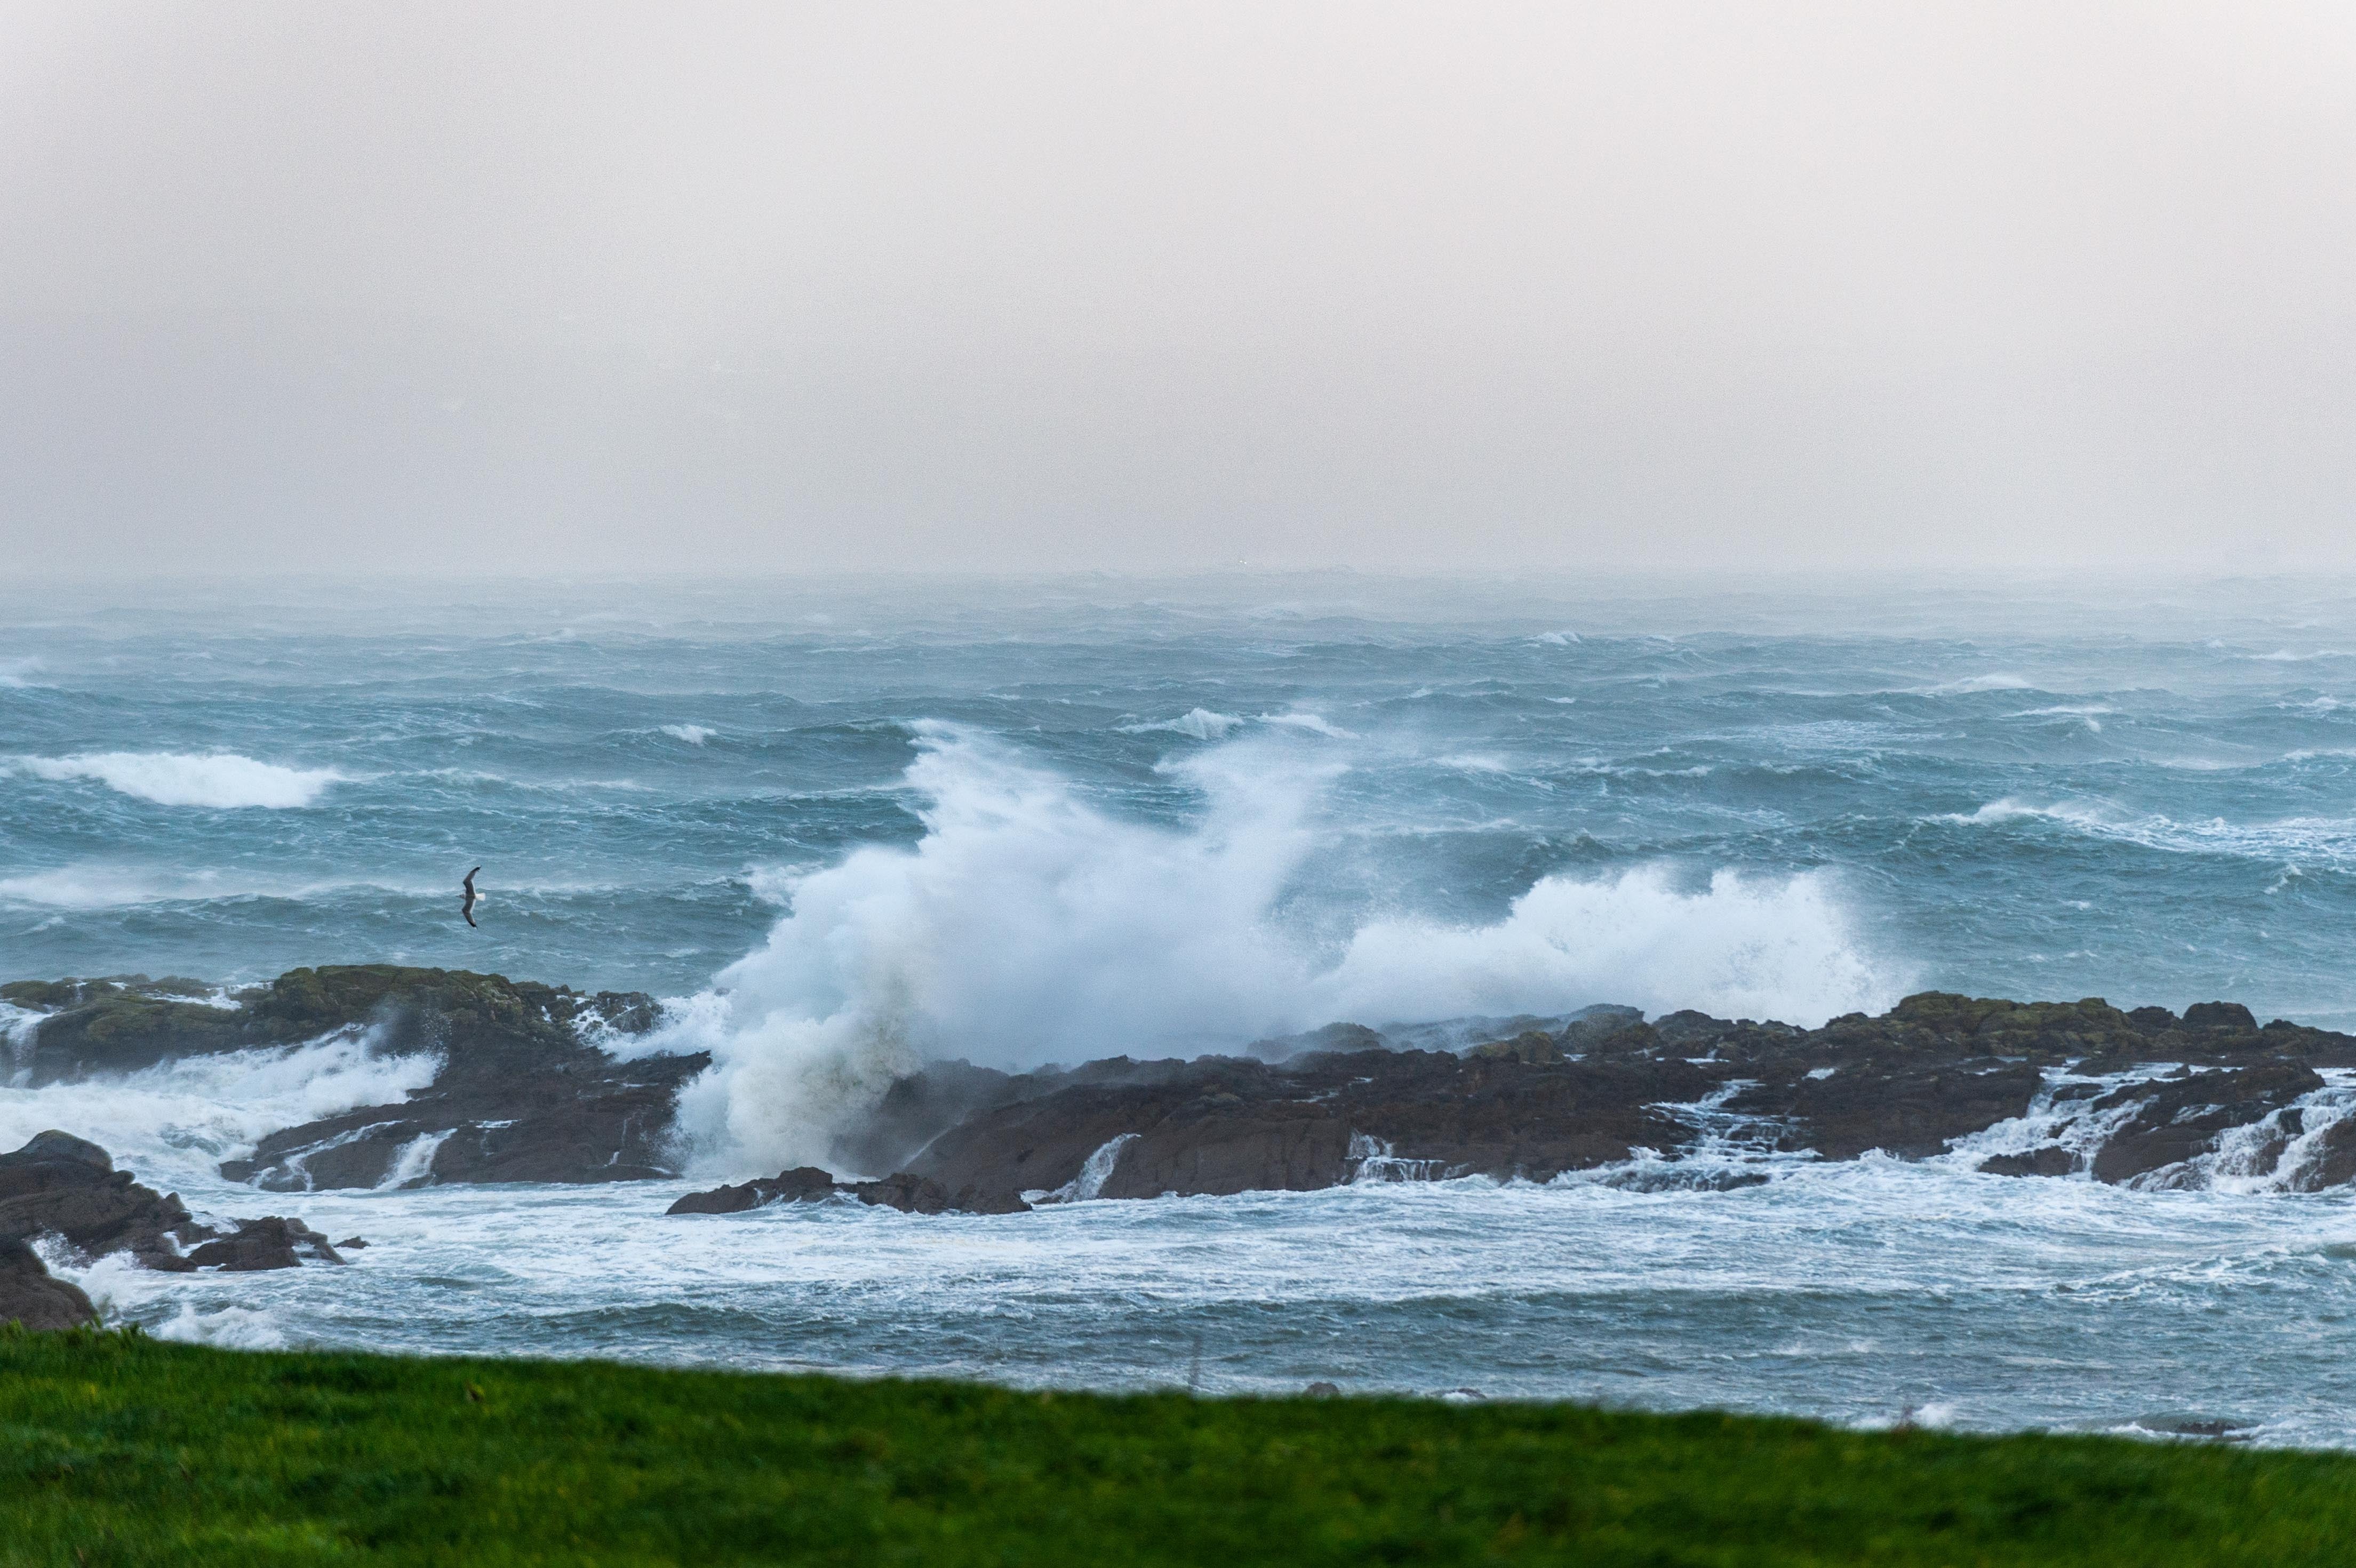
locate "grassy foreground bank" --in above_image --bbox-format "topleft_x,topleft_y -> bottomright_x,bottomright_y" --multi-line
0,1332 -> 2349,1565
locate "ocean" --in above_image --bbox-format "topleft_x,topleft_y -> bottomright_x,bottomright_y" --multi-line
9,571 -> 2356,1442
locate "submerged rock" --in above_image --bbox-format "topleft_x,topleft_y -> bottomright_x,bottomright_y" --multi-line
665,1165 -> 1028,1217
666,1166 -> 838,1215
1979,1146 -> 2076,1178
182,1218 -> 345,1271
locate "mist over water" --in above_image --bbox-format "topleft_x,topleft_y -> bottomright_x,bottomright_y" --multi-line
14,573 -> 2356,1437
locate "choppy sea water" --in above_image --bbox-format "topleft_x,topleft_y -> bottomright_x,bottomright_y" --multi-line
12,572 -> 2356,1442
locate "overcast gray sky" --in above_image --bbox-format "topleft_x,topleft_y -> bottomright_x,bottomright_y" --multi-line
3,2 -> 2352,577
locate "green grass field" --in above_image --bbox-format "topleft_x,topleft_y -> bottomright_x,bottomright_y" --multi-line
1,1327 -> 2349,1565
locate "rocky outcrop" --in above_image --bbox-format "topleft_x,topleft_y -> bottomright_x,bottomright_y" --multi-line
664,1165 -> 1027,1217
1980,1146 -> 2075,1177
670,988 -> 2356,1215
0,1131 -> 340,1274
25,962 -> 2356,1212
0,967 -> 704,1191
0,1238 -> 95,1330
2085,1062 -> 2325,1187
0,1130 -> 207,1269
183,1218 -> 345,1270
0,967 -> 665,1086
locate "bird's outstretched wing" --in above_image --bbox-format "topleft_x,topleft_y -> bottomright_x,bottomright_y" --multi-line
461,866 -> 482,929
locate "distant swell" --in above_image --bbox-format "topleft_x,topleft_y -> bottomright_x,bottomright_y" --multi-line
11,751 -> 344,809
650,725 -> 1900,1175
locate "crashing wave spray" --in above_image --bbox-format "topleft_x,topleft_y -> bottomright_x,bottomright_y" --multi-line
653,725 -> 1899,1176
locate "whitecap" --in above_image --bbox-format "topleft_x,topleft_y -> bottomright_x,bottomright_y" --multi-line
1258,711 -> 1359,739
1928,674 -> 2036,694
1941,798 -> 2356,866
662,724 -> 716,745
1116,708 -> 1243,741
9,750 -> 343,809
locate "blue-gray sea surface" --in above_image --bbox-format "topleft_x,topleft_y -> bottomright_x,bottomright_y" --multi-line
9,572 -> 2356,1443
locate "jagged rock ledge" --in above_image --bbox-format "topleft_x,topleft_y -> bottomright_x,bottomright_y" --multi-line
0,1130 -> 348,1328
673,993 -> 2356,1217
3,966 -> 702,1189
13,967 -> 2356,1217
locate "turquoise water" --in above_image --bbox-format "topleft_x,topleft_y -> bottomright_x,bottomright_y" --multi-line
10,573 -> 2356,1027
15,571 -> 2356,1441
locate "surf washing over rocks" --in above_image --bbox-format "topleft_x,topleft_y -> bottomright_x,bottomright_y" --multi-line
644,725 -> 1895,1177
15,574 -> 2356,1443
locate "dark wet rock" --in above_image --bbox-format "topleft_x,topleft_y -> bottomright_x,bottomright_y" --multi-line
1979,1146 -> 2077,1178
1245,1022 -> 1388,1062
666,1166 -> 839,1215
2283,1115 -> 2356,1193
0,1237 -> 95,1330
7,966 -> 700,1191
822,1060 -> 1026,1179
1560,1007 -> 1649,1050
336,1236 -> 369,1250
904,1049 -> 1711,1203
1651,1010 -> 1751,1050
1598,1165 -> 1772,1192
1466,1030 -> 1566,1066
825,990 -> 2356,1207
222,1057 -> 699,1190
182,967 -> 704,1189
2088,1062 -> 2326,1186
0,1132 -> 338,1273
183,1218 -> 345,1271
6,962 -> 670,1078
853,1174 -> 1029,1215
666,1164 -> 1028,1217
1304,1381 -> 1341,1399
1734,1057 -> 2043,1161
2183,1002 -> 2259,1033
0,1129 -> 204,1269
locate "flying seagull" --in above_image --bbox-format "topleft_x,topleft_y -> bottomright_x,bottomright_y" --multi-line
460,866 -> 481,929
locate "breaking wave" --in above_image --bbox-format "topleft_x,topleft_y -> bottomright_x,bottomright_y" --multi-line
0,1029 -> 440,1188
1116,708 -> 1244,741
650,726 -> 1898,1175
1946,797 -> 2356,866
10,751 -> 344,809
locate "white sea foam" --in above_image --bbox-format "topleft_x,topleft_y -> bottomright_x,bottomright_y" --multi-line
150,1300 -> 292,1349
0,658 -> 41,688
9,750 -> 343,809
1928,674 -> 2036,694
1259,710 -> 1359,740
647,727 -> 1898,1175
1117,708 -> 1244,741
1945,798 -> 2356,866
662,724 -> 716,745
0,1029 -> 439,1188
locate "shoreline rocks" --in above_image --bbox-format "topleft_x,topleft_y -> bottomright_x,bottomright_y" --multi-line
0,1130 -> 348,1326
669,990 -> 2356,1217
19,963 -> 2356,1215
3,966 -> 707,1190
